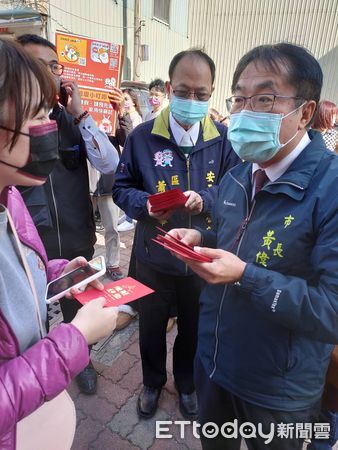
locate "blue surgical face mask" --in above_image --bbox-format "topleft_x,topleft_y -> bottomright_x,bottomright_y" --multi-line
228,104 -> 305,163
170,96 -> 209,126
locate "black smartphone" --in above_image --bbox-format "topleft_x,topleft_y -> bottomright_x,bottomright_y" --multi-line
59,85 -> 69,107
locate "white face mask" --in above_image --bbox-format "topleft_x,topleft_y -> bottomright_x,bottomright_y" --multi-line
228,103 -> 306,163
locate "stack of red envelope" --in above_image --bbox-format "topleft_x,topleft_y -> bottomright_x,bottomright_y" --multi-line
148,188 -> 187,213
152,227 -> 212,263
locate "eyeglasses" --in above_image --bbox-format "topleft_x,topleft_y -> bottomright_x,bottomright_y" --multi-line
46,63 -> 64,76
226,94 -> 303,113
173,89 -> 211,102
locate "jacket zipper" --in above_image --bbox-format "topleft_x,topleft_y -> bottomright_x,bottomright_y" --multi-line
210,174 -> 251,377
185,155 -> 191,275
49,173 -> 62,257
210,175 -> 304,377
270,181 -> 304,190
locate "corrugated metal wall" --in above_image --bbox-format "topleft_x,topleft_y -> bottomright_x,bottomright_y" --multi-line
48,0 -> 189,83
188,0 -> 338,116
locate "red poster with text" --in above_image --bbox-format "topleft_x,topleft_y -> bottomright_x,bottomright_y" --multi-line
55,31 -> 124,134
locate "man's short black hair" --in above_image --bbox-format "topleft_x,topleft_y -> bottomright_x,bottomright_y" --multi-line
169,49 -> 216,84
231,43 -> 323,104
149,78 -> 165,93
17,34 -> 57,53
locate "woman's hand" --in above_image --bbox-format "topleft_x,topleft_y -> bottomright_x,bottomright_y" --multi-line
61,257 -> 104,298
71,298 -> 118,345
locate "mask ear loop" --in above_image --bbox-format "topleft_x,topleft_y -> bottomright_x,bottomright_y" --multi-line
0,124 -> 30,137
282,101 -> 307,120
279,101 -> 307,147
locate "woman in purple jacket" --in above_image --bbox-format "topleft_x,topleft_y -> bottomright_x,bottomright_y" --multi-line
0,39 -> 118,449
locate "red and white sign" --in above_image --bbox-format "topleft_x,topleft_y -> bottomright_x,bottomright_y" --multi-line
55,31 -> 124,134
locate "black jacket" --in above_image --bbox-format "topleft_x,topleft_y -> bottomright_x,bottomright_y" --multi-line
18,106 -> 96,260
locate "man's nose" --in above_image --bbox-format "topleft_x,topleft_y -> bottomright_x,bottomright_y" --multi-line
186,92 -> 199,100
243,97 -> 254,111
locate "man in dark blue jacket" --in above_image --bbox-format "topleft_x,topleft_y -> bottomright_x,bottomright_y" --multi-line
113,49 -> 239,420
169,43 -> 338,449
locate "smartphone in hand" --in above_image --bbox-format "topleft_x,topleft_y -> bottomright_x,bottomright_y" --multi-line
45,256 -> 106,304
59,85 -> 69,107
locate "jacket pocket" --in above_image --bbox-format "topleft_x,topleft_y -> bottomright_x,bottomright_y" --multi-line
19,186 -> 53,232
285,331 -> 295,372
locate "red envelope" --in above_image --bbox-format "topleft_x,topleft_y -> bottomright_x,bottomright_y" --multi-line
148,188 -> 187,212
74,277 -> 154,307
152,227 -> 212,263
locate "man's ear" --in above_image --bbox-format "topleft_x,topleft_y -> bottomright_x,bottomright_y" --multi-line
300,100 -> 317,129
165,81 -> 171,98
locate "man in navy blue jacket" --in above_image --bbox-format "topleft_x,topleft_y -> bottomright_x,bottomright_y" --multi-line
169,43 -> 338,449
113,49 -> 239,420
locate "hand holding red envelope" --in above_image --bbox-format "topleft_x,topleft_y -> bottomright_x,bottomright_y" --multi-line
148,188 -> 188,213
152,227 -> 212,263
74,277 -> 154,307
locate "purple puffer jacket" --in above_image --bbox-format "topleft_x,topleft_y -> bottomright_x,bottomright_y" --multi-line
0,187 -> 89,449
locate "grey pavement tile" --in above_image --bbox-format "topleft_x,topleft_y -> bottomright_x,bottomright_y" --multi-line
108,394 -> 140,437
91,319 -> 139,365
127,408 -> 170,450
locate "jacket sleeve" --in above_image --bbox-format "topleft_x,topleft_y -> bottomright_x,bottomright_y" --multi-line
112,132 -> 149,220
238,203 -> 338,343
0,323 -> 88,436
115,113 -> 133,147
46,259 -> 69,282
81,115 -> 120,175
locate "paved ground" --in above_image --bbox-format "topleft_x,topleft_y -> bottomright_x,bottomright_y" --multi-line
50,227 -> 204,449
49,227 -> 336,450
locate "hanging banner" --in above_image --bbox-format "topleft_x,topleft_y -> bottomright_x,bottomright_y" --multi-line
55,31 -> 124,135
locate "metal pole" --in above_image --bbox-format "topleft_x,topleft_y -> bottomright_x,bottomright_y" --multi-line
122,0 -> 130,79
133,0 -> 141,81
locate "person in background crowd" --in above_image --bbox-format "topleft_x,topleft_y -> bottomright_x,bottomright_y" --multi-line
105,87 -> 139,331
0,38 -> 118,450
17,34 -> 119,395
209,107 -> 222,122
309,110 -> 338,449
220,115 -> 230,127
113,48 -> 239,420
89,87 -> 133,283
117,88 -> 143,232
169,43 -> 338,449
121,88 -> 143,129
144,78 -> 168,121
312,100 -> 338,152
